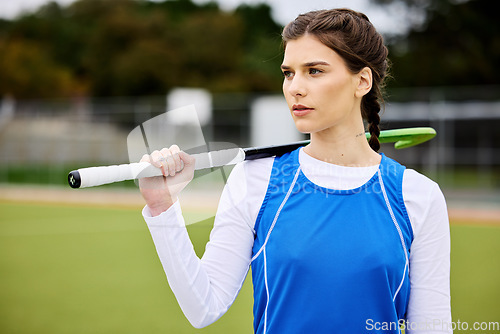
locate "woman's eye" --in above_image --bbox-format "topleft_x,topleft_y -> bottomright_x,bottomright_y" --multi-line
282,71 -> 293,78
309,68 -> 322,75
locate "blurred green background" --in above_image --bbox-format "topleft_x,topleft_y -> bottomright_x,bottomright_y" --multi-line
0,201 -> 254,333
0,201 -> 499,333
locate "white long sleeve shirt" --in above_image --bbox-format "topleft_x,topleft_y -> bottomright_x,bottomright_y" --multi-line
143,148 -> 452,332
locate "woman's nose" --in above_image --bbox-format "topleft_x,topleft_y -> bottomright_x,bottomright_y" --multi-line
286,76 -> 306,97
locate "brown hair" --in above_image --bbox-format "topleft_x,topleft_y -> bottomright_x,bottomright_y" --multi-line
282,8 -> 389,152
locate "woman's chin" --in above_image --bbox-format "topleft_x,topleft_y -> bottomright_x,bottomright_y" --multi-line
294,126 -> 311,134
293,120 -> 318,135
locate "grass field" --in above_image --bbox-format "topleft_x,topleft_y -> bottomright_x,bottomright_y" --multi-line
1,200 -> 499,333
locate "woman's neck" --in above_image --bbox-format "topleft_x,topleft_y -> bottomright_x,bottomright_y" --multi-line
304,127 -> 381,167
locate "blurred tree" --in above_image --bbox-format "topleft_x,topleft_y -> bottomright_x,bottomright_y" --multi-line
0,39 -> 76,98
0,1 -> 94,98
1,0 -> 497,99
235,3 -> 284,91
179,11 -> 246,91
83,1 -> 170,95
0,0 -> 285,98
374,0 -> 500,88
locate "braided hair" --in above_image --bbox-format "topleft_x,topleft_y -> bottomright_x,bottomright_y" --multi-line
282,8 -> 389,152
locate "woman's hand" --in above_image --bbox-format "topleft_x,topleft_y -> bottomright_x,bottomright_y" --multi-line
139,145 -> 195,216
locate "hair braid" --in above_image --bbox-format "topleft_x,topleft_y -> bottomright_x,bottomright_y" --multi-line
362,91 -> 381,152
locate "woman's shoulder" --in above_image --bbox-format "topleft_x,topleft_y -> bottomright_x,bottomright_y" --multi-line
402,168 -> 445,213
229,156 -> 275,185
224,156 -> 275,205
402,168 -> 441,197
219,157 -> 275,231
402,168 -> 448,237
243,156 -> 276,172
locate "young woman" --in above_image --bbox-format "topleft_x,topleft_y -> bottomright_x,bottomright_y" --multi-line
139,8 -> 452,334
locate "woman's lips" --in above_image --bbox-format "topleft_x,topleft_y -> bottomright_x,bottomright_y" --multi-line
292,104 -> 314,117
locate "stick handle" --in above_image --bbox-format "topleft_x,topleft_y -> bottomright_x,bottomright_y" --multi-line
68,162 -> 160,189
68,148 -> 245,188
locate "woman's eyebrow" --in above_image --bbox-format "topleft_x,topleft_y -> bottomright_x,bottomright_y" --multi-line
280,61 -> 330,70
303,61 -> 330,67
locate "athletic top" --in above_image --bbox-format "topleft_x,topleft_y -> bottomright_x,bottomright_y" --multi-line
143,148 -> 452,333
251,149 -> 411,334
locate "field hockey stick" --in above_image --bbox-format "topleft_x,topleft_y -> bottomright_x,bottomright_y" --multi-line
68,127 -> 436,189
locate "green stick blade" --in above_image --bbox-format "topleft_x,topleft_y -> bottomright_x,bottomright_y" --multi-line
367,127 -> 437,149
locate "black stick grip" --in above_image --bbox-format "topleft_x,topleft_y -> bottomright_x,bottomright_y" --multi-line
243,140 -> 310,160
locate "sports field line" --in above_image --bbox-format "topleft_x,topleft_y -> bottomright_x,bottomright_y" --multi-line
1,184 -> 498,226
0,184 -> 219,211
447,208 -> 500,226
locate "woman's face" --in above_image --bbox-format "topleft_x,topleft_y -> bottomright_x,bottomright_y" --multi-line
281,34 -> 366,135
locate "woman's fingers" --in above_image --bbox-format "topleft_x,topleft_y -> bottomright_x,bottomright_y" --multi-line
178,150 -> 196,167
168,145 -> 184,172
160,145 -> 181,175
138,146 -> 195,215
147,145 -> 190,177
162,150 -> 176,176
149,150 -> 167,176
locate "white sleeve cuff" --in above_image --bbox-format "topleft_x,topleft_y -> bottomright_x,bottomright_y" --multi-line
142,200 -> 186,228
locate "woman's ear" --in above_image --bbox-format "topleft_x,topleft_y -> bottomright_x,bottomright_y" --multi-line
355,67 -> 372,98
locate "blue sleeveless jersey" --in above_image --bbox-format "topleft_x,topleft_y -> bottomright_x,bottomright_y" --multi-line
251,149 -> 413,334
